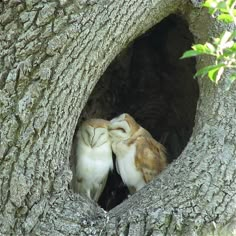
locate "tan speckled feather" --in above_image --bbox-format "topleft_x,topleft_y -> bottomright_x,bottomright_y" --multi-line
134,135 -> 167,183
125,124 -> 167,183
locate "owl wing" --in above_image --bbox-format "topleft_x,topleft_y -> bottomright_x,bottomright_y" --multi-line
134,136 -> 167,183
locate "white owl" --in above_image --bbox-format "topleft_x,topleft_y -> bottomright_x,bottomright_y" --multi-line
108,113 -> 167,194
73,119 -> 113,201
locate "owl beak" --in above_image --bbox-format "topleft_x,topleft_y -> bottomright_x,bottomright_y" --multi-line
90,133 -> 97,147
90,138 -> 96,147
87,127 -> 96,147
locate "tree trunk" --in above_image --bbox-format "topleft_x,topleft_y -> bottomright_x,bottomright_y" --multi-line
1,0 -> 236,235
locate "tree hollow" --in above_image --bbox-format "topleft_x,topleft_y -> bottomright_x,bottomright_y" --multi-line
71,14 -> 199,210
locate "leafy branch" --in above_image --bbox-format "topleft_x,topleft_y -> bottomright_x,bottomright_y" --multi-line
181,0 -> 236,88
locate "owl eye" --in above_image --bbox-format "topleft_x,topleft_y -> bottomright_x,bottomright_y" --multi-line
99,132 -> 106,137
85,129 -> 90,136
116,127 -> 126,133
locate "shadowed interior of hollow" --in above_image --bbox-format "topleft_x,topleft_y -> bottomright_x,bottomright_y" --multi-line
72,14 -> 199,210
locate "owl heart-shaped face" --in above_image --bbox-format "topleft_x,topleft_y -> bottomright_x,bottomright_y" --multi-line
81,119 -> 110,148
108,113 -> 135,142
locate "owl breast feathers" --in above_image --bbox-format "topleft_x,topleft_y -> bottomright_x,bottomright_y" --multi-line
108,113 -> 167,193
73,119 -> 113,202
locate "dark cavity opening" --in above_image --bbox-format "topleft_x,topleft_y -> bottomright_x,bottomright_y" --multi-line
71,14 -> 199,210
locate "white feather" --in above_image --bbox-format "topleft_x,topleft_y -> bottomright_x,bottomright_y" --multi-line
76,137 -> 113,183
113,141 -> 145,191
74,123 -> 113,201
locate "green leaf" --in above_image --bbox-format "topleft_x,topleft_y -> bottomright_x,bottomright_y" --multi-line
228,0 -> 236,9
208,66 -> 224,83
180,50 -> 204,59
192,44 -> 209,53
203,0 -> 217,8
214,1 -> 227,11
194,64 -> 224,78
217,14 -> 234,23
208,8 -> 217,15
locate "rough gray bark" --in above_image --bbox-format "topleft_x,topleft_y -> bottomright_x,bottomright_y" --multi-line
1,0 -> 236,235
